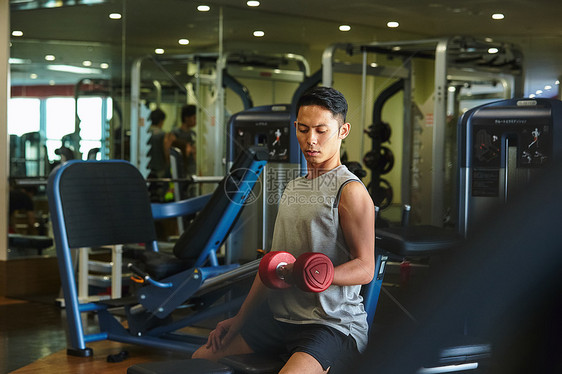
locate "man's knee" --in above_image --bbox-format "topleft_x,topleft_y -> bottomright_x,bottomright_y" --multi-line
191,345 -> 212,360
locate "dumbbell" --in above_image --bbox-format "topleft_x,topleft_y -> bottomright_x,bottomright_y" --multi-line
258,251 -> 334,293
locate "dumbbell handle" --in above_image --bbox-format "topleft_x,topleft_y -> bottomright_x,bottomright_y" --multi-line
275,261 -> 291,281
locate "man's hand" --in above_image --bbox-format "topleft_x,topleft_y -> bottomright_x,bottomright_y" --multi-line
206,316 -> 243,353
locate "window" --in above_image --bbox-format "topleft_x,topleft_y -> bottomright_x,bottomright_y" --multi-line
8,98 -> 40,136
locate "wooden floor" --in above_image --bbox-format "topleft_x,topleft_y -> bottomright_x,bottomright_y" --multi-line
11,340 -> 190,374
0,296 -> 210,374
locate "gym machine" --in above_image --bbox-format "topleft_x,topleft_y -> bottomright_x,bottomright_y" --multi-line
363,79 -> 404,210
225,104 -> 301,263
49,146 -> 268,356
458,98 -> 562,236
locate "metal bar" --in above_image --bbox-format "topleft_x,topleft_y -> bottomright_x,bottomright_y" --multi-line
401,59 -> 413,206
431,38 -> 450,226
112,244 -> 123,299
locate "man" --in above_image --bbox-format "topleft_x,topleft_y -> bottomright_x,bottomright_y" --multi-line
172,104 -> 197,175
192,87 -> 375,373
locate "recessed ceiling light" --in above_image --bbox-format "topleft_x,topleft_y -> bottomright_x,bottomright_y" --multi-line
12,30 -> 23,37
45,54 -> 56,61
387,21 -> 399,28
545,85 -> 552,90
448,86 -> 457,92
529,94 -> 536,98
556,80 -> 560,85
491,13 -> 504,20
253,30 -> 265,37
109,13 -> 122,20
536,90 -> 543,95
82,60 -> 92,67
49,80 -> 56,86
100,63 -> 109,69
370,63 -> 378,68
197,5 -> 210,12
178,38 -> 190,45
488,47 -> 499,54
155,48 -> 165,54
30,73 -> 38,79
339,25 -> 351,32
247,1 -> 260,6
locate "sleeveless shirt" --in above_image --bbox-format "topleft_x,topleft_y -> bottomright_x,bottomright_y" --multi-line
268,165 -> 369,353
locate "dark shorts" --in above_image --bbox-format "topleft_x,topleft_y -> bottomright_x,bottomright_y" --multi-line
239,303 -> 360,371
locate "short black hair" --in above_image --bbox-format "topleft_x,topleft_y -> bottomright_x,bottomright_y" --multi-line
149,108 -> 166,125
296,86 -> 348,123
181,104 -> 197,121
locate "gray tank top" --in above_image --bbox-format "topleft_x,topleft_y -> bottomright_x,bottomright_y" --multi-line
268,165 -> 369,353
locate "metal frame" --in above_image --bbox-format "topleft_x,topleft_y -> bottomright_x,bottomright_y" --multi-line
322,36 -> 524,225
130,52 -> 311,177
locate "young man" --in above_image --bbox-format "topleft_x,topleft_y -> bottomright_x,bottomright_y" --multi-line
192,87 -> 375,373
172,104 -> 197,175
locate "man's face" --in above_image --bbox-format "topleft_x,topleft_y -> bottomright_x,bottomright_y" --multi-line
185,115 -> 196,128
295,105 -> 349,168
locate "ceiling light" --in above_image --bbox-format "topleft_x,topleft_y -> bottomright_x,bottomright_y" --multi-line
12,30 -> 23,37
47,65 -> 102,74
339,25 -> 351,32
556,80 -> 560,85
30,73 -> 38,79
370,63 -> 378,68
545,85 -> 552,90
448,86 -> 456,92
178,38 -> 190,45
9,58 -> 31,64
82,60 -> 92,67
488,47 -> 499,54
100,63 -> 109,69
154,48 -> 165,54
197,5 -> 210,12
109,13 -> 122,20
529,94 -> 536,98
247,1 -> 260,6
536,90 -> 543,95
253,30 -> 265,37
44,54 -> 56,61
491,13 -> 504,20
49,80 -> 56,86
387,21 -> 399,28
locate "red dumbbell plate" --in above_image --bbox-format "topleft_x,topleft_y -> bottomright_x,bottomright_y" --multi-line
259,251 -> 296,289
293,252 -> 334,292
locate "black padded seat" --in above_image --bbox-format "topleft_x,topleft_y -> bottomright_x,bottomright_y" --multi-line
127,359 -> 233,374
376,225 -> 463,257
421,334 -> 492,368
8,234 -> 53,255
219,354 -> 285,374
137,251 -> 194,281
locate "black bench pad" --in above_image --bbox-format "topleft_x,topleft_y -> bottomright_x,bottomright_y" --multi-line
127,359 -> 233,374
376,225 -> 463,257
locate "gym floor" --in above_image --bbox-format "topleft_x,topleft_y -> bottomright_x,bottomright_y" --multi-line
0,296 -> 207,374
0,263 -> 420,374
